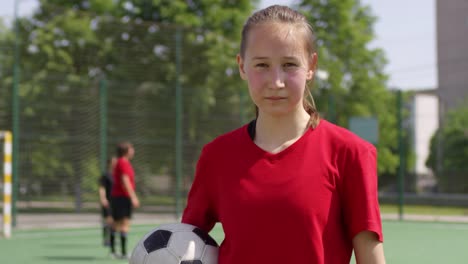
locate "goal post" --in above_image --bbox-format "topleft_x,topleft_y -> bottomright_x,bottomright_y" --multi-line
0,131 -> 12,238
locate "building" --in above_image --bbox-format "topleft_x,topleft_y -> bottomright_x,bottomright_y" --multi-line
437,0 -> 468,111
409,90 -> 439,193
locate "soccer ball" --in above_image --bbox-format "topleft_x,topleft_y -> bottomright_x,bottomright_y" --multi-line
130,223 -> 219,264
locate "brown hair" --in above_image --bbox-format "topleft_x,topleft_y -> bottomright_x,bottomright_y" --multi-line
107,157 -> 116,171
116,142 -> 132,158
240,5 -> 320,128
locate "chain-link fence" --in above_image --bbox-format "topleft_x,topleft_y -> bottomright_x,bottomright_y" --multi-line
0,4 -> 467,224
3,74 -> 248,214
0,9 -> 252,217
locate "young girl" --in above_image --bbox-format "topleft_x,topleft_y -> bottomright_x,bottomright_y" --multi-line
98,157 -> 116,247
110,142 -> 140,259
182,5 -> 385,264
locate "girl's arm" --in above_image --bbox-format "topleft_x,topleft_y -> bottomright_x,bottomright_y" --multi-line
353,231 -> 386,264
98,186 -> 109,207
122,174 -> 140,208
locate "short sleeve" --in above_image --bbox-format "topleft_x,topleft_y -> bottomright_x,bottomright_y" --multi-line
182,145 -> 217,233
120,160 -> 133,177
340,143 -> 383,242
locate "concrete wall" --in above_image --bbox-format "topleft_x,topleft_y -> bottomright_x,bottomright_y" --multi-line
437,0 -> 468,110
412,94 -> 439,175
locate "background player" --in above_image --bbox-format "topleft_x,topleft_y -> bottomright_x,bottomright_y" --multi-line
109,142 -> 139,259
98,157 -> 115,246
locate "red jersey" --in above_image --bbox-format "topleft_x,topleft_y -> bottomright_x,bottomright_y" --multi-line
111,157 -> 135,197
182,120 -> 383,264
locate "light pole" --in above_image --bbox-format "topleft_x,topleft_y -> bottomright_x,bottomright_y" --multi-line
396,89 -> 405,220
175,28 -> 183,219
11,0 -> 21,228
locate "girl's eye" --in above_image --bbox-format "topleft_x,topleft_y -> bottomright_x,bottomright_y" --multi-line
255,63 -> 268,68
284,63 -> 298,68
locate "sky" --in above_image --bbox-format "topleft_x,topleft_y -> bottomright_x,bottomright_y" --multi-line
0,0 -> 437,90
260,0 -> 437,90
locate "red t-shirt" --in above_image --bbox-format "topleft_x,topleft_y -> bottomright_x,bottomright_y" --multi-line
111,157 -> 135,197
182,120 -> 383,264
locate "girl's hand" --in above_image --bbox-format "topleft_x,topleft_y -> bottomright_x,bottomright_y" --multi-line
101,199 -> 109,208
131,196 -> 140,208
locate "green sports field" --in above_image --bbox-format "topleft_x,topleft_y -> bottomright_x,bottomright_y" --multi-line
0,220 -> 467,263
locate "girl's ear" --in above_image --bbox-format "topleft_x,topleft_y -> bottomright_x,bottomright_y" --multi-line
307,52 -> 318,80
237,54 -> 247,80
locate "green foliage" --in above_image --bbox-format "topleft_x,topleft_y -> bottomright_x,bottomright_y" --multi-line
297,0 -> 398,175
7,0 -> 255,206
0,19 -> 14,124
81,157 -> 100,193
426,101 -> 468,192
3,0 -> 410,205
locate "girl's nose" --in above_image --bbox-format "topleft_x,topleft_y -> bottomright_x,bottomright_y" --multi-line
270,67 -> 285,89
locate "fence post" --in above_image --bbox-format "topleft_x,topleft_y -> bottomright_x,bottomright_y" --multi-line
99,78 -> 108,173
175,28 -> 183,219
1,131 -> 12,238
397,90 -> 405,220
11,0 -> 21,228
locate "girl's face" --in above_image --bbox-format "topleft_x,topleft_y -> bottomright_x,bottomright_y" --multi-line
127,146 -> 135,159
237,22 -> 317,118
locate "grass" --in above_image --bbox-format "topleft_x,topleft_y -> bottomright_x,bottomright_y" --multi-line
23,203 -> 466,216
1,221 -> 468,264
380,204 -> 468,216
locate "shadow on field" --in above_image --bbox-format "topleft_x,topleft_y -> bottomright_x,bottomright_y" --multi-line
45,243 -> 100,248
42,256 -> 99,261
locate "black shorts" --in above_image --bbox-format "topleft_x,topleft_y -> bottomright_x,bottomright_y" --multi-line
111,196 -> 132,221
101,206 -> 111,218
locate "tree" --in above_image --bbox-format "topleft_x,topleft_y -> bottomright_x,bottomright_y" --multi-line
13,0 -> 256,208
297,0 -> 399,175
0,19 -> 14,129
426,100 -> 468,192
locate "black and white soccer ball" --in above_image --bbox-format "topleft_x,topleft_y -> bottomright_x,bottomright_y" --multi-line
130,223 -> 219,264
